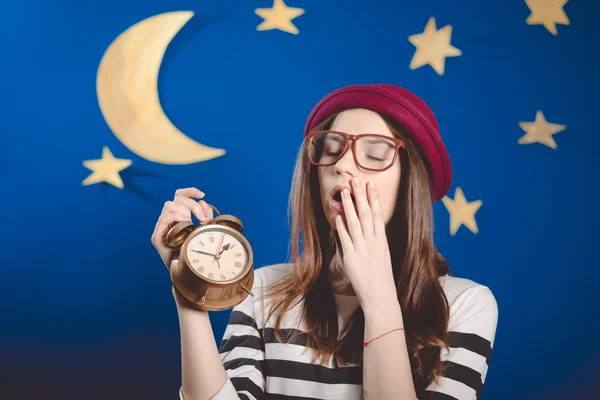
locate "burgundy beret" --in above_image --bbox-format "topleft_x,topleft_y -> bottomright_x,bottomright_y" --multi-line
303,83 -> 452,202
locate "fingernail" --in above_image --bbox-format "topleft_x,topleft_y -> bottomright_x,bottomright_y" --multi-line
353,178 -> 360,185
368,182 -> 374,190
343,188 -> 349,198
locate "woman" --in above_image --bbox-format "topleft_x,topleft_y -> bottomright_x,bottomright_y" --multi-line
151,84 -> 498,400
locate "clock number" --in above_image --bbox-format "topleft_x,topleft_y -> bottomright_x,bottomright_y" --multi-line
230,243 -> 236,249
198,240 -> 205,246
209,236 -> 215,243
208,272 -> 214,279
198,266 -> 204,274
220,274 -> 226,280
234,261 -> 242,268
235,253 -> 242,257
192,259 -> 200,263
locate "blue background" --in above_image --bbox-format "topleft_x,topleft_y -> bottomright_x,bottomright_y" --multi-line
1,0 -> 598,398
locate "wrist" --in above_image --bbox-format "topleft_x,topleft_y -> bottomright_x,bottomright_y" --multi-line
173,287 -> 208,314
363,300 -> 403,326
360,287 -> 402,319
363,304 -> 405,347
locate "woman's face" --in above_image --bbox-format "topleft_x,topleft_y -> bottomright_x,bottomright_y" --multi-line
317,108 -> 402,231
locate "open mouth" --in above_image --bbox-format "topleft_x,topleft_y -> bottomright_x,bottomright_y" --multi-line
332,191 -> 356,203
330,190 -> 356,212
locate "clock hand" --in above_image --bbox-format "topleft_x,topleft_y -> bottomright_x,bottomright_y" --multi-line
191,249 -> 218,257
215,232 -> 226,260
218,243 -> 231,256
216,257 -> 221,270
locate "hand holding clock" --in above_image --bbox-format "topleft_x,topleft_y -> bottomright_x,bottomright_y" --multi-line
151,186 -> 253,313
152,189 -> 257,400
151,187 -> 214,271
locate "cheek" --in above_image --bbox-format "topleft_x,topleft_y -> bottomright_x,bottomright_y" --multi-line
318,167 -> 333,194
373,170 -> 401,218
379,187 -> 396,215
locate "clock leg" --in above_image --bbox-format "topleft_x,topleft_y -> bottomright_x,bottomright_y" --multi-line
240,284 -> 254,297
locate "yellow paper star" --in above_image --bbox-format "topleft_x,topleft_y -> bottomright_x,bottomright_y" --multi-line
518,111 -> 567,149
525,0 -> 570,35
255,0 -> 305,35
82,146 -> 132,189
442,187 -> 482,236
408,17 -> 461,75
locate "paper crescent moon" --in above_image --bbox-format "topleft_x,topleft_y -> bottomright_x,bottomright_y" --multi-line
96,11 -> 225,164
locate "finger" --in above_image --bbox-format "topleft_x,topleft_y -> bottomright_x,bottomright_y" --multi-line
155,211 -> 190,248
367,181 -> 386,238
158,210 -> 189,229
198,200 -> 214,222
173,195 -> 205,222
351,178 -> 374,241
163,201 -> 192,220
162,201 -> 192,225
335,214 -> 354,252
154,207 -> 190,238
341,187 -> 363,242
174,187 -> 205,200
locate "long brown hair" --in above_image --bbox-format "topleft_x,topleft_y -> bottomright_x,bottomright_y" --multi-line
256,109 -> 452,394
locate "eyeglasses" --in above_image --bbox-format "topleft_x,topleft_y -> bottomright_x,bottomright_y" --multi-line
306,130 -> 406,172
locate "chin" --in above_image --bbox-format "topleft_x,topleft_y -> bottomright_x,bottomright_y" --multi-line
326,208 -> 344,230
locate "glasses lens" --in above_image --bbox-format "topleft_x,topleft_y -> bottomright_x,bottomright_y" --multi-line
355,136 -> 397,170
309,132 -> 397,170
309,132 -> 346,165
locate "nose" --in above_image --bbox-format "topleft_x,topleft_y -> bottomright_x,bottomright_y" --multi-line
334,142 -> 358,175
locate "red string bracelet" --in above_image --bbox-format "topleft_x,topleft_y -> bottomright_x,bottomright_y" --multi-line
362,327 -> 405,347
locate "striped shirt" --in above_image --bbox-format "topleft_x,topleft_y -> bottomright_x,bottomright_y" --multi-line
179,263 -> 498,400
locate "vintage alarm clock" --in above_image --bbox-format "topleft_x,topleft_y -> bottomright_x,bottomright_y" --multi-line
165,204 -> 255,311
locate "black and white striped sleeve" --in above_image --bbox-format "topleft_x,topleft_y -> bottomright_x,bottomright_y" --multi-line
421,285 -> 499,400
208,289 -> 266,400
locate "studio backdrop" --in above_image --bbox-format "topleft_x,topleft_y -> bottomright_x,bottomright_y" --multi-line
1,0 -> 598,399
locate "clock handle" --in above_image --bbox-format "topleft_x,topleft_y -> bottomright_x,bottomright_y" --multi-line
203,204 -> 221,223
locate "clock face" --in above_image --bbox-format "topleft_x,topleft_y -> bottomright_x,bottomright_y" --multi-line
185,228 -> 249,282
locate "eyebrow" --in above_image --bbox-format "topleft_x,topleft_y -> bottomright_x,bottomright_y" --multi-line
326,134 -> 345,143
326,134 -> 394,146
363,137 -> 394,145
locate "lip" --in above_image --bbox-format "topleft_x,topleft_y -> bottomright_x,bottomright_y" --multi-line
329,197 -> 344,212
